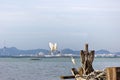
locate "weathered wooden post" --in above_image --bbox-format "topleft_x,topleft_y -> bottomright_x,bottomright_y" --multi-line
106,67 -> 120,80
60,44 -> 118,80
80,44 -> 95,75
60,44 -> 108,80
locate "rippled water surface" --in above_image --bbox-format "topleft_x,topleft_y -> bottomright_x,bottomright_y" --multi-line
0,57 -> 120,80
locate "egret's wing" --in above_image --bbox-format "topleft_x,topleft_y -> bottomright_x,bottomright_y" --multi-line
49,42 -> 53,51
53,43 -> 57,50
71,56 -> 76,65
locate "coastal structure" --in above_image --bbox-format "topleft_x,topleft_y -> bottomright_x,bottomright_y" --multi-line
60,44 -> 120,80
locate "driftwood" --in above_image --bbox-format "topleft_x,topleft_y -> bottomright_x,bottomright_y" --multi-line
60,44 -> 95,80
60,44 -> 120,80
60,75 -> 75,79
80,44 -> 94,75
60,44 -> 107,80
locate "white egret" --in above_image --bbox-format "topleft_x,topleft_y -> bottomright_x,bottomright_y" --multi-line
49,42 -> 57,55
71,56 -> 76,65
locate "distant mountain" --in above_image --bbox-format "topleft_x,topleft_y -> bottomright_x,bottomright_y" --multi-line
0,47 -> 120,57
0,47 -> 49,56
114,52 -> 120,55
61,48 -> 79,55
61,48 -> 74,54
95,49 -> 110,54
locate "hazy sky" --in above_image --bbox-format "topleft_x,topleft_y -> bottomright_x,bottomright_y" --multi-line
0,0 -> 120,52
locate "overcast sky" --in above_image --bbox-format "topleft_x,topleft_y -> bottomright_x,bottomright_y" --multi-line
0,0 -> 120,52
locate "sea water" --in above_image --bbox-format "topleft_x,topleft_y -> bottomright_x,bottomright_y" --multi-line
0,57 -> 120,80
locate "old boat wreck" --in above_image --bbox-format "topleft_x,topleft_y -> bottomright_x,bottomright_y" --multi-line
60,44 -> 120,80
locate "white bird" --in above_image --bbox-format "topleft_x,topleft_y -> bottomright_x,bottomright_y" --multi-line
49,42 -> 57,55
49,42 -> 57,51
71,56 -> 76,65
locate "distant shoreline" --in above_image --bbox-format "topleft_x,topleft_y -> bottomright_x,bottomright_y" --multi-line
0,56 -> 120,58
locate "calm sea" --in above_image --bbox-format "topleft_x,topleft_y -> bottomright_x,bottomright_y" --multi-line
0,57 -> 120,80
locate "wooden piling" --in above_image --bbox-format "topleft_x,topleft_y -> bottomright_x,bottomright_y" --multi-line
106,67 -> 120,80
80,44 -> 94,75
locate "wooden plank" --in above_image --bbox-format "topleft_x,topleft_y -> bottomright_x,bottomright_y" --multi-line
106,67 -> 120,80
116,67 -> 120,80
